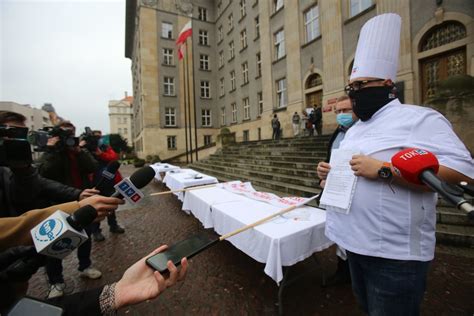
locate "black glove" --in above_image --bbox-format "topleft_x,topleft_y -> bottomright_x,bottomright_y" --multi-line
0,246 -> 46,283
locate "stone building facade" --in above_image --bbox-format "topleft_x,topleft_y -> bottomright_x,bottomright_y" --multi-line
0,101 -> 51,131
125,0 -> 474,159
108,93 -> 134,145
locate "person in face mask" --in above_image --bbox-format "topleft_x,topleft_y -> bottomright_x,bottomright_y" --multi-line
316,95 -> 356,287
324,14 -> 474,315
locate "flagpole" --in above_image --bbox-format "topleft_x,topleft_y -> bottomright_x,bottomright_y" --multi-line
182,43 -> 189,164
185,37 -> 193,163
192,32 -> 199,162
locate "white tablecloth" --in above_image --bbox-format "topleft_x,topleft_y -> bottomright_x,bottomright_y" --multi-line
163,169 -> 218,201
181,187 -> 332,283
150,163 -> 181,181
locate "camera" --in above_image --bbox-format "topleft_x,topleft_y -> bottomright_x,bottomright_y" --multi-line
0,125 -> 32,167
28,126 -> 79,152
80,127 -> 100,152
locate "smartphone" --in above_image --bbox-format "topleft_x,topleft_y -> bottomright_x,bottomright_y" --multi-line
8,297 -> 64,316
146,233 -> 218,273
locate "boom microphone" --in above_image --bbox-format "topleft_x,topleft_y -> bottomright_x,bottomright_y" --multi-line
111,166 -> 156,201
391,148 -> 474,218
31,205 -> 97,259
95,160 -> 121,196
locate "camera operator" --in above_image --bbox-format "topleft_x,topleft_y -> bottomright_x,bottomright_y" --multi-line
84,129 -> 125,241
38,120 -> 102,299
0,112 -> 98,218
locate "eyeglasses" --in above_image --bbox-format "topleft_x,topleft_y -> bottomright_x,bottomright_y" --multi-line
344,79 -> 384,95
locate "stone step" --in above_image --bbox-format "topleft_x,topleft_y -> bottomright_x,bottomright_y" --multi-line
436,223 -> 474,247
437,210 -> 474,226
194,160 -> 319,179
210,154 -> 323,164
205,157 -> 320,173
228,143 -> 329,150
222,148 -> 328,156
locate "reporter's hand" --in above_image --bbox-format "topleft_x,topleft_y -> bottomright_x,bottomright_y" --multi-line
78,195 -> 124,221
350,155 -> 383,179
79,188 -> 100,200
317,162 -> 331,180
46,136 -> 60,147
114,245 -> 188,309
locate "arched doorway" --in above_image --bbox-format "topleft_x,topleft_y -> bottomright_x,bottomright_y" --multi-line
304,73 -> 323,108
419,21 -> 467,103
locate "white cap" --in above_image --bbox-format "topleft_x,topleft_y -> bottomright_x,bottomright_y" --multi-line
350,13 -> 401,81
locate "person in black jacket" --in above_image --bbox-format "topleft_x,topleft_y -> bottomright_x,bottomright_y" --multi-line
316,96 -> 356,286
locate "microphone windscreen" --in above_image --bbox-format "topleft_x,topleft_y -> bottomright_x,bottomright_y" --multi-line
72,205 -> 97,228
130,166 -> 156,189
391,148 -> 439,184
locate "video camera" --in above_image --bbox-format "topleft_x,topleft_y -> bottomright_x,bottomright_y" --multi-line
79,127 -> 100,153
28,126 -> 79,152
0,125 -> 32,167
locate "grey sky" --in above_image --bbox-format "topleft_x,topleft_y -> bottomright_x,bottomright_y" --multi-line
0,0 -> 132,134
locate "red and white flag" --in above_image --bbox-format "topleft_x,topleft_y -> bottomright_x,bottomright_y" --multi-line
176,21 -> 192,60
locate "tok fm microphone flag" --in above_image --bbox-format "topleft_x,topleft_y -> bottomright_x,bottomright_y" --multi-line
176,21 -> 192,60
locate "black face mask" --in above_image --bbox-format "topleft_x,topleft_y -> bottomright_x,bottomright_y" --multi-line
349,86 -> 396,121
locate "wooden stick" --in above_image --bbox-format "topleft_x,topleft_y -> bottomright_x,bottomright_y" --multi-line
219,194 -> 320,241
149,183 -> 218,196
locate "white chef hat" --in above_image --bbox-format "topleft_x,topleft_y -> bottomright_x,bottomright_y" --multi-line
350,13 -> 401,82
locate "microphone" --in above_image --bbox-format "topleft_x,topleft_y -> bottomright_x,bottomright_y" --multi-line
95,160 -> 121,196
31,205 -> 97,259
391,148 -> 474,218
111,166 -> 155,203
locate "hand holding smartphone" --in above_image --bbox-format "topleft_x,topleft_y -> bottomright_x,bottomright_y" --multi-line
146,233 -> 218,273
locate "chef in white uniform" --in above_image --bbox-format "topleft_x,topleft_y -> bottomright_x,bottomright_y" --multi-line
324,13 -> 474,315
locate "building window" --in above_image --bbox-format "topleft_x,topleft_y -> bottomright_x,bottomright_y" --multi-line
240,29 -> 248,49
242,62 -> 249,84
218,25 -> 223,42
350,0 -> 372,17
231,103 -> 237,123
273,0 -> 283,13
229,41 -> 235,59
200,54 -> 209,70
164,77 -> 175,96
230,71 -> 236,90
124,127 -> 128,134
219,51 -> 224,68
240,0 -> 246,19
221,107 -> 226,125
243,130 -> 249,142
199,30 -> 209,46
163,48 -> 173,65
165,107 -> 176,126
256,53 -> 261,77
200,81 -> 210,98
167,136 -> 176,149
305,5 -> 320,43
274,29 -> 285,60
123,118 -> 127,123
198,7 -> 207,21
220,78 -> 225,97
201,109 -> 212,127
306,73 -> 323,88
420,21 -> 466,52
257,92 -> 263,116
204,135 -> 212,146
243,97 -> 250,120
276,78 -> 287,108
255,16 -> 260,38
228,13 -> 234,30
118,128 -> 122,134
162,22 -> 173,39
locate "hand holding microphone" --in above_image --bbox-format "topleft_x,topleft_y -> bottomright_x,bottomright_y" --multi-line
391,148 -> 474,218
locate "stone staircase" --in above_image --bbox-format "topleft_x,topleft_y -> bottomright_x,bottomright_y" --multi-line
188,136 -> 474,248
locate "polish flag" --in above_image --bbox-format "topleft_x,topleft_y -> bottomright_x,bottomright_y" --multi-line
176,21 -> 192,60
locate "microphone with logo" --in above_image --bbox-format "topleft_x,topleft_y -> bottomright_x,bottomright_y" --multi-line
111,166 -> 156,204
30,205 -> 97,259
95,160 -> 121,196
391,148 -> 474,219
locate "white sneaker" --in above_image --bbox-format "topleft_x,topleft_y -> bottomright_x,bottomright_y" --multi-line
48,283 -> 65,299
79,267 -> 102,279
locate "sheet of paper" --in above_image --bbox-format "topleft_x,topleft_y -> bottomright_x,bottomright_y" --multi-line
319,149 -> 359,214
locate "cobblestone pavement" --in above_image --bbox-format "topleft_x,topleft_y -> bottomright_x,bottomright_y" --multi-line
28,165 -> 474,315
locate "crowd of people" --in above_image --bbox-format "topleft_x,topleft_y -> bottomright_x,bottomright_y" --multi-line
1,12 -> 473,316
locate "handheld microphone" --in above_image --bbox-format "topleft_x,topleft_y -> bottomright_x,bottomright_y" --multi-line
391,148 -> 474,218
31,205 -> 97,259
95,160 -> 121,196
111,166 -> 155,200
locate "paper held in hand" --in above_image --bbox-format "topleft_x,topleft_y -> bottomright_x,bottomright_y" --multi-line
319,149 -> 359,214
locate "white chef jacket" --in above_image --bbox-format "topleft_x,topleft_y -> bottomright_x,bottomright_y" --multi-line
325,99 -> 474,261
